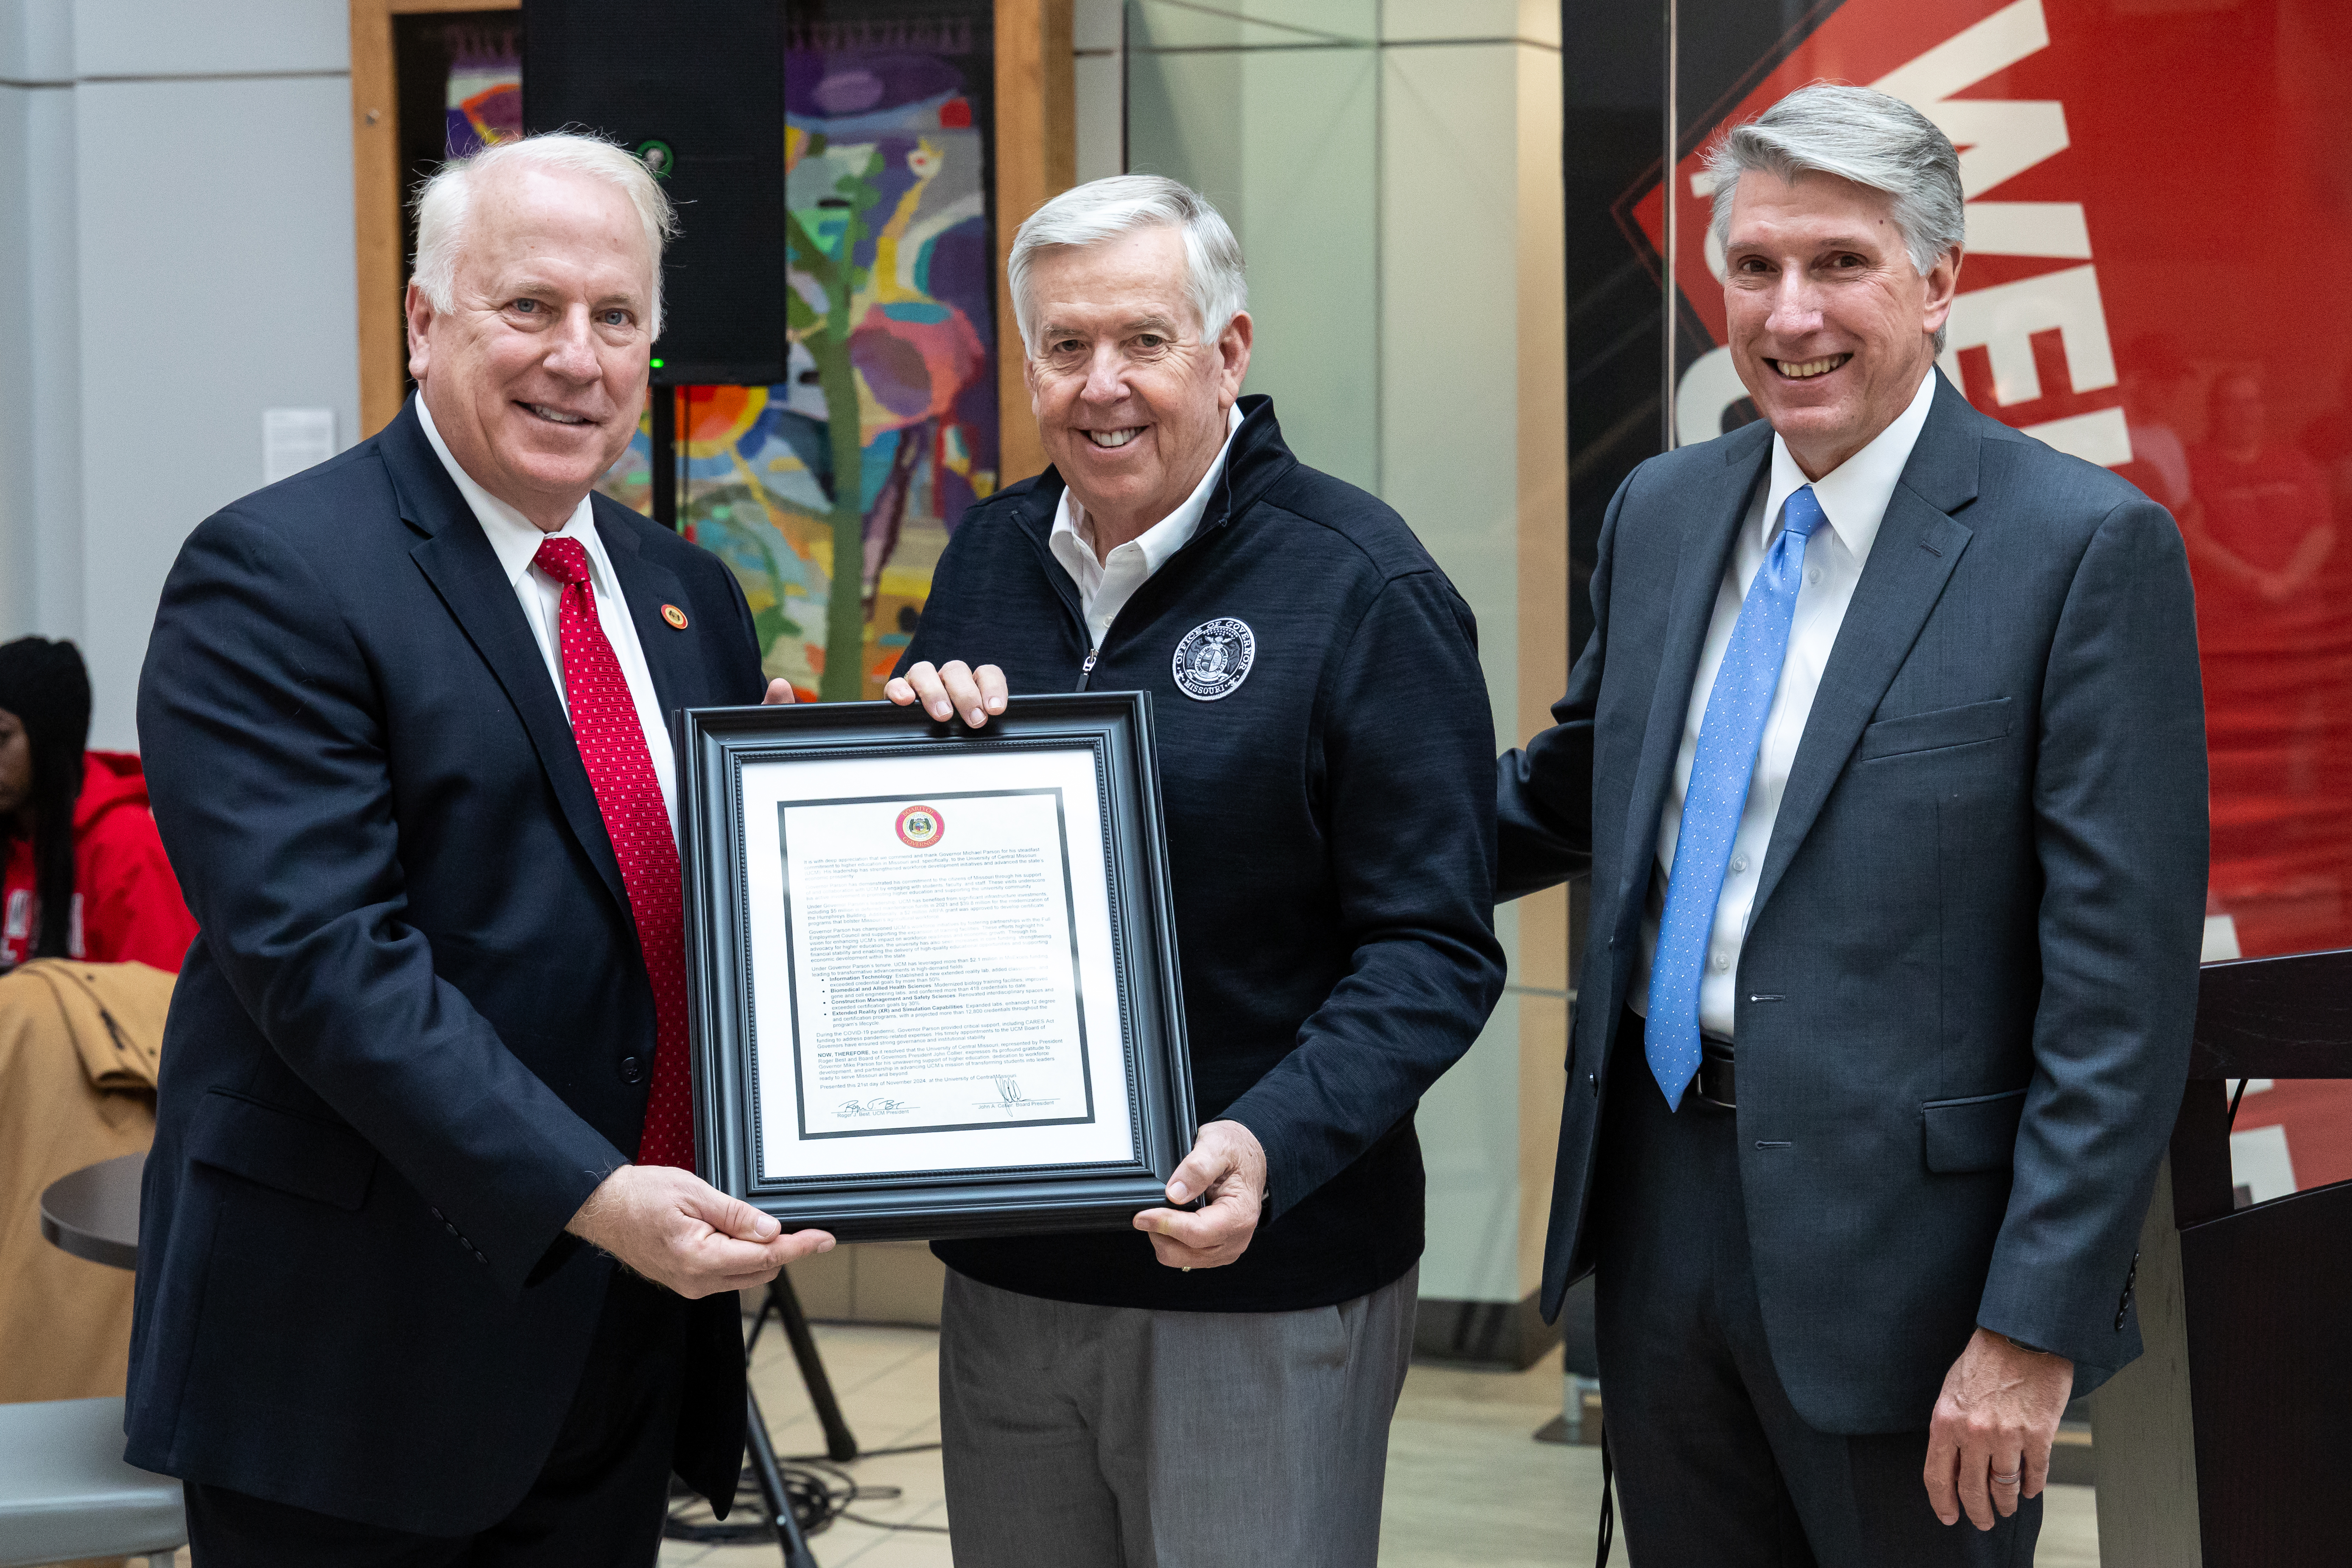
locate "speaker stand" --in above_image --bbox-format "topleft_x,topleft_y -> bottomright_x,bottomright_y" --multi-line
650,383 -> 679,529
746,1271 -> 859,1463
746,1384 -> 821,1568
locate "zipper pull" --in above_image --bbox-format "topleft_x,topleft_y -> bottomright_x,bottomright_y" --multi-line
1076,647 -> 1099,691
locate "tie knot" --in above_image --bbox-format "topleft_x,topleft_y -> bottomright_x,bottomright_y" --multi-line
1781,485 -> 1826,540
534,535 -> 593,589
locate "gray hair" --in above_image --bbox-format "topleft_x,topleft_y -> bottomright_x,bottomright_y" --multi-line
1007,175 -> 1247,354
411,131 -> 677,336
1704,84 -> 1964,350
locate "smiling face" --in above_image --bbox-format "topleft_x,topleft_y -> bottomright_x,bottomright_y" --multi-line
1023,224 -> 1251,550
407,164 -> 656,530
1721,167 -> 1959,480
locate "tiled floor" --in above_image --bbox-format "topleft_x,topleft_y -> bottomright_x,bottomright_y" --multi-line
657,1321 -> 953,1568
657,1324 -> 2103,1567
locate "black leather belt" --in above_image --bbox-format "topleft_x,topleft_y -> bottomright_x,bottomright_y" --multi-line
1694,1050 -> 1737,1110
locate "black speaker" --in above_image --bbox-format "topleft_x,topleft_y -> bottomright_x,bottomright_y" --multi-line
522,0 -> 786,386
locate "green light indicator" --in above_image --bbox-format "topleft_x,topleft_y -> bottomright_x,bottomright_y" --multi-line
650,358 -> 665,368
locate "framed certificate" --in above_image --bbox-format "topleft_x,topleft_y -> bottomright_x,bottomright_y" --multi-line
675,692 -> 1196,1240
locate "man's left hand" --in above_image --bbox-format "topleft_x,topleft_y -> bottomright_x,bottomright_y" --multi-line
762,679 -> 796,705
1924,1327 -> 2074,1530
1132,1119 -> 1267,1269
886,660 -> 1009,729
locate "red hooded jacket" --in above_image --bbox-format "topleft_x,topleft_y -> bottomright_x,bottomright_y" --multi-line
2,752 -> 199,972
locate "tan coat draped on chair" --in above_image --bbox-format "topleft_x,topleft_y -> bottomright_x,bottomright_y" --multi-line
0,959 -> 171,1403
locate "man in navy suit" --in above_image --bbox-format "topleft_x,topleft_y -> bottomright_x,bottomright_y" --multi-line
1500,86 -> 2207,1562
130,133 -> 834,1562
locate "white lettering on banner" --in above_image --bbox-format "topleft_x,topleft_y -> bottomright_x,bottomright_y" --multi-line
1672,0 -> 2134,467
1961,201 -> 2091,260
1875,0 -> 2131,466
1937,264 -> 2117,405
1874,0 -> 2066,200
2014,405 -> 2134,468
1678,344 -> 1746,448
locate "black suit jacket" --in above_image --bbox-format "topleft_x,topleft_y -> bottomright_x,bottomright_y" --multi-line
126,400 -> 767,1531
1501,374 -> 2209,1432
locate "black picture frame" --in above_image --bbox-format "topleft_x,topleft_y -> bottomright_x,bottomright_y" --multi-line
675,691 -> 1196,1241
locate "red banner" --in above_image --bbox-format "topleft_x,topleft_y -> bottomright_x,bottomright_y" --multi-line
1639,0 -> 2352,969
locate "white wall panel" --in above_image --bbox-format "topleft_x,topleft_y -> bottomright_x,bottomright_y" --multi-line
73,69 -> 354,745
0,86 -> 35,635
0,78 -> 84,645
72,0 -> 344,77
1,0 -> 75,81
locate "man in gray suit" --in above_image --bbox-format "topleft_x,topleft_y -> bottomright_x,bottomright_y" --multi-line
1500,85 -> 2207,1562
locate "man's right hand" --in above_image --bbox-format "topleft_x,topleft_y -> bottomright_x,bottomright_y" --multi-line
565,1164 -> 833,1298
886,660 -> 1009,729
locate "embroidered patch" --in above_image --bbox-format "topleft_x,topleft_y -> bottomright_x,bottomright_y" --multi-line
1172,618 -> 1256,702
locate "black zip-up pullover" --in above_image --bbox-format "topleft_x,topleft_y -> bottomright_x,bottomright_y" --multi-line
900,396 -> 1507,1313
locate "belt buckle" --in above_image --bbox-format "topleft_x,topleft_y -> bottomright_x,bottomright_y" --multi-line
1694,1055 -> 1737,1111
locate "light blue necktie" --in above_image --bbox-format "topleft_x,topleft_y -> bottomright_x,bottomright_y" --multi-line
1645,484 -> 1827,1109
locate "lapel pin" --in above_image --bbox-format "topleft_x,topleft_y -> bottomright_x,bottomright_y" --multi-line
660,604 -> 689,630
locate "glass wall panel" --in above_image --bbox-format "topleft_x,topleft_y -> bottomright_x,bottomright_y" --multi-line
1124,0 -> 1380,490
1125,5 -> 1571,1323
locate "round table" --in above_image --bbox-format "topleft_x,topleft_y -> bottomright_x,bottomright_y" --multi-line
39,1152 -> 143,1271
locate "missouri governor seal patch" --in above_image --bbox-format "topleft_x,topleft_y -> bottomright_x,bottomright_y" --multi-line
1172,618 -> 1255,702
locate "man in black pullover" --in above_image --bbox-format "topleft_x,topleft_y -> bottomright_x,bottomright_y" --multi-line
888,176 -> 1504,1565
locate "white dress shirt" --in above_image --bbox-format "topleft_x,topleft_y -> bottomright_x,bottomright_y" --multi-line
415,397 -> 680,836
1631,368 -> 1938,1040
1049,404 -> 1245,648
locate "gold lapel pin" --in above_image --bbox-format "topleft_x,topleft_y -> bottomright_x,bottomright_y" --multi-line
660,604 -> 689,630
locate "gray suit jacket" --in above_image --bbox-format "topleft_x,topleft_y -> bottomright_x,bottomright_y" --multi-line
1501,372 -> 2208,1433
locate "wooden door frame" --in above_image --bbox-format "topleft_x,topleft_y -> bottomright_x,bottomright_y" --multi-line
349,0 -> 1074,488
348,0 -> 515,440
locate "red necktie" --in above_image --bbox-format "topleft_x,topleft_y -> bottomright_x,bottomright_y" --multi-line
533,537 -> 694,1171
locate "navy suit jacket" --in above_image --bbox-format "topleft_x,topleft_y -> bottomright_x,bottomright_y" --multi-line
1500,373 -> 2209,1433
127,400 -> 767,1531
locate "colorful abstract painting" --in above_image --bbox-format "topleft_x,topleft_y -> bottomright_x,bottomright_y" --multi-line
444,28 -> 521,158
598,8 -> 999,702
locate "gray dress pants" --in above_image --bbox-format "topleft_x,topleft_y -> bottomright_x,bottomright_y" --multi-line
938,1263 -> 1418,1568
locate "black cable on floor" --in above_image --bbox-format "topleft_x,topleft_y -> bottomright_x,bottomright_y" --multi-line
785,1439 -> 941,1463
663,1452 -> 949,1543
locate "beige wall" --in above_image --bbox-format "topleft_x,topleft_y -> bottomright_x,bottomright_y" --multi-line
785,1238 -> 946,1327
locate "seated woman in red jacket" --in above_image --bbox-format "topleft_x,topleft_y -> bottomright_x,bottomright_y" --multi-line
0,638 -> 197,973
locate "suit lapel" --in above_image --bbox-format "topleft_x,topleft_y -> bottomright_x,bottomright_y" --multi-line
1614,428 -> 1772,920
386,404 -> 633,917
1747,377 -> 1980,924
596,502 -> 696,721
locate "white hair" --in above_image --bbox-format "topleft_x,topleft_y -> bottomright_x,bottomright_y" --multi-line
1705,83 -> 1965,351
410,131 -> 677,335
1007,174 -> 1247,354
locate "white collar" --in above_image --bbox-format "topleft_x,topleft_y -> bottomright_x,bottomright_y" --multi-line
1759,366 -> 1938,564
1052,402 -> 1246,569
415,393 -> 599,586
